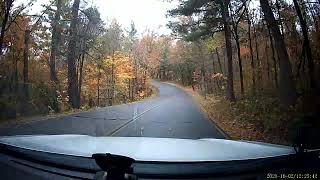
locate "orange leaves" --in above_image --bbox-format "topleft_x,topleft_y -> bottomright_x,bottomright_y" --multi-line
81,51 -> 137,99
134,32 -> 163,70
5,16 -> 31,50
239,47 -> 250,56
106,51 -> 135,80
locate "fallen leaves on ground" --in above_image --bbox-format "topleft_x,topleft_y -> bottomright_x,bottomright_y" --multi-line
169,82 -> 291,145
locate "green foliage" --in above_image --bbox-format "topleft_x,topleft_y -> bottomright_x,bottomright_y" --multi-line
168,0 -> 210,17
204,32 -> 225,51
167,0 -> 222,41
122,22 -> 138,54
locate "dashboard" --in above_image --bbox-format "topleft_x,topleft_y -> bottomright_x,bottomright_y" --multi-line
0,143 -> 319,180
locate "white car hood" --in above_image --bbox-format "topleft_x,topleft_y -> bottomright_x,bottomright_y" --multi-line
0,135 -> 295,162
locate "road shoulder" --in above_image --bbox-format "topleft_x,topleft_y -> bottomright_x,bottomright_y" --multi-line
163,81 -> 230,139
0,85 -> 159,129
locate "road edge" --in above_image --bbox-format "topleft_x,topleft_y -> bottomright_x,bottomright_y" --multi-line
0,83 -> 160,129
162,81 -> 231,139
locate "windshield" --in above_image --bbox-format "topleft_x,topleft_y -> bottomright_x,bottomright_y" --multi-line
0,0 -> 319,159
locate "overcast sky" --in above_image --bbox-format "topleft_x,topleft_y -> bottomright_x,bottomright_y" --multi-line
22,0 -> 178,36
94,0 -> 178,35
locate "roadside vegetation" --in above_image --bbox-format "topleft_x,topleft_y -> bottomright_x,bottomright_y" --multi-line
162,0 -> 320,146
176,84 -> 311,145
1,0 -> 319,146
0,0 -> 162,121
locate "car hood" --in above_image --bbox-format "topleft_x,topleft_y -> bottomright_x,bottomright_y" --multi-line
0,135 -> 295,162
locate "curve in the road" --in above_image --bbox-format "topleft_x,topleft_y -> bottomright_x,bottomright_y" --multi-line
0,80 -> 227,139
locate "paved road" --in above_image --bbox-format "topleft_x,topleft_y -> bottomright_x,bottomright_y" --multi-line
0,81 -> 226,139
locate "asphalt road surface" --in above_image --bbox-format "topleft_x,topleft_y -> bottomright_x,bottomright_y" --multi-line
0,81 -> 226,139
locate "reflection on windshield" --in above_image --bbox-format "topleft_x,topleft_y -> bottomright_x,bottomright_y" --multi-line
0,0 -> 319,149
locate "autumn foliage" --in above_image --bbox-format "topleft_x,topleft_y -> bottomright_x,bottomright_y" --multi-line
0,1 -> 153,120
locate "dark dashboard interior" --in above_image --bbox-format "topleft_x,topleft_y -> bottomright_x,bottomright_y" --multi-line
0,143 -> 319,180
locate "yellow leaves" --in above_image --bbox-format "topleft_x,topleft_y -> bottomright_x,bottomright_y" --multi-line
81,51 -> 138,99
117,73 -> 133,79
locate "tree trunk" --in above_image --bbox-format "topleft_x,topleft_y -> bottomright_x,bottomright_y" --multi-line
292,0 -> 316,89
266,22 -> 278,88
49,0 -> 62,112
247,9 -> 256,93
275,0 -> 284,35
78,53 -> 85,105
128,79 -> 131,101
253,24 -> 262,90
23,30 -> 30,100
0,0 -> 13,54
97,66 -> 100,107
198,42 -> 205,93
134,58 -> 138,101
215,48 -> 223,73
66,0 -> 80,109
221,0 -> 235,101
49,0 -> 61,83
230,6 -> 244,96
13,50 -> 18,92
223,48 -> 227,74
265,39 -> 270,81
111,51 -> 115,106
260,0 -> 297,106
234,29 -> 244,95
212,51 -> 216,72
23,30 -> 30,84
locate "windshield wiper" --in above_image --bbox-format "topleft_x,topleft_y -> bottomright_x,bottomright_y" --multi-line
92,153 -> 137,180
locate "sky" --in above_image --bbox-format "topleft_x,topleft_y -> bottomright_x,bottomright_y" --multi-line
21,0 -> 178,36
94,0 -> 178,36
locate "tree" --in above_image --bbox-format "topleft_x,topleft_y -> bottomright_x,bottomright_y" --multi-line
266,20 -> 278,88
21,5 -> 49,100
48,0 -> 62,112
127,22 -> 138,100
275,0 -> 285,35
66,0 -> 80,108
230,0 -> 246,95
204,32 -> 225,74
246,4 -> 256,93
0,0 -> 156,119
168,0 -> 235,101
260,0 -> 297,106
76,7 -> 104,106
0,0 -> 14,54
292,0 -> 316,89
253,16 -> 261,90
23,29 -> 30,86
49,0 -> 61,83
158,36 -> 170,80
221,0 -> 235,101
123,21 -> 137,54
0,0 -> 32,55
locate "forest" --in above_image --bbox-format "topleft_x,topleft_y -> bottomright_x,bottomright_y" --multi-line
0,0 -> 319,144
0,0 -> 160,119
164,0 -> 320,144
